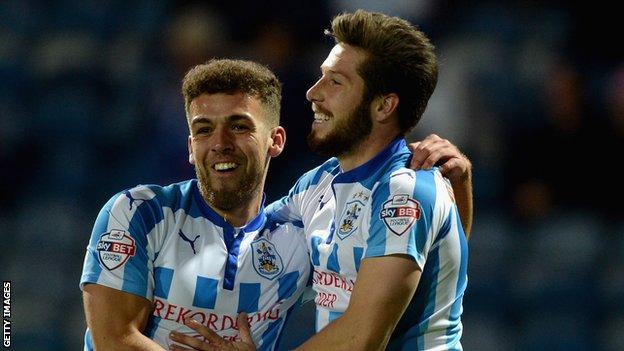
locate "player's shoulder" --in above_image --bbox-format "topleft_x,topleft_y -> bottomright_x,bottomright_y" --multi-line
293,158 -> 340,192
138,179 -> 195,200
263,216 -> 305,237
258,220 -> 306,252
373,167 -> 440,204
107,180 -> 197,212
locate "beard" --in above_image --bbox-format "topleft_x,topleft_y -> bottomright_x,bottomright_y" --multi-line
307,98 -> 373,158
194,157 -> 264,211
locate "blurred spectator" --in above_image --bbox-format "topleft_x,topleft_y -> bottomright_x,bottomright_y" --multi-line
599,64 -> 624,219
505,62 -> 601,220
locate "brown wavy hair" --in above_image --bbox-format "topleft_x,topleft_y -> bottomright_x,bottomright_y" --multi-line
182,59 -> 282,127
326,10 -> 438,134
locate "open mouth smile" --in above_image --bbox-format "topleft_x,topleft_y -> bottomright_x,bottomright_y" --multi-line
314,113 -> 331,123
213,162 -> 239,172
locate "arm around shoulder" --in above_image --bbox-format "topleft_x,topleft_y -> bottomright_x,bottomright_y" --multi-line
83,283 -> 164,351
449,168 -> 473,239
407,134 -> 473,238
295,255 -> 421,351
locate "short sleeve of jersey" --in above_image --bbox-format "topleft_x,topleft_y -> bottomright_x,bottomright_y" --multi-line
79,186 -> 159,300
365,169 -> 449,271
266,158 -> 340,226
265,194 -> 303,226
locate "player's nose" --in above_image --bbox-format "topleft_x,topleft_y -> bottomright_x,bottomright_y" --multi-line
306,78 -> 324,103
210,125 -> 235,153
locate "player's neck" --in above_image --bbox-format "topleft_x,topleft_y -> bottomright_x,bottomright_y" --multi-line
209,190 -> 264,228
338,130 -> 400,172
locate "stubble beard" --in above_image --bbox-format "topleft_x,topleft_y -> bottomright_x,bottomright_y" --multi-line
307,98 -> 373,158
195,160 -> 263,211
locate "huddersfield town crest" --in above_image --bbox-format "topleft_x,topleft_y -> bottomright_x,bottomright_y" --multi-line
337,200 -> 364,240
96,229 -> 136,270
379,194 -> 421,236
251,238 -> 283,280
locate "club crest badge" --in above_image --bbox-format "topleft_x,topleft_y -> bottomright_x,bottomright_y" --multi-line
337,200 -> 364,240
251,238 -> 283,280
379,194 -> 421,236
96,229 -> 136,270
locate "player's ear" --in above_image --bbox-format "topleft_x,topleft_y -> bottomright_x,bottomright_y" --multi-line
372,93 -> 399,123
268,126 -> 286,157
188,135 -> 195,165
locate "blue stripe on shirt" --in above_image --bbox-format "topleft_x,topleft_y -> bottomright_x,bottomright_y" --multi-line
121,196 -> 164,296
328,311 -> 343,323
278,271 -> 299,300
387,244 -> 442,351
434,211 -> 452,246
326,244 -> 340,273
366,180 -> 391,257
193,276 -> 218,308
153,267 -> 174,298
223,226 -> 243,291
310,236 -> 322,266
411,171 -> 436,257
238,283 -> 261,312
292,159 -> 341,196
145,316 -> 162,338
353,247 -> 364,272
446,208 -> 468,345
84,329 -> 94,351
260,317 -> 284,351
418,245 -> 441,350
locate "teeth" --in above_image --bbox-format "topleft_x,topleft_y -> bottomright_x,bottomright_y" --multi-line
214,162 -> 237,171
314,114 -> 330,122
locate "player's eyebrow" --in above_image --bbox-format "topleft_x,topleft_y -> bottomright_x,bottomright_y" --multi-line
227,114 -> 254,123
190,114 -> 254,125
190,116 -> 211,125
322,67 -> 350,82
319,65 -> 351,80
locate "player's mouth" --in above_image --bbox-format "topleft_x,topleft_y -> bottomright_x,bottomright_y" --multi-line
313,113 -> 331,124
212,162 -> 239,173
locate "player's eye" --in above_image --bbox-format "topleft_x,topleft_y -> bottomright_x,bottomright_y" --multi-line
195,126 -> 212,134
231,124 -> 250,132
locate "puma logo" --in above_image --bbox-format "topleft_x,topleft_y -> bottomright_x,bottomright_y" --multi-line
178,229 -> 200,254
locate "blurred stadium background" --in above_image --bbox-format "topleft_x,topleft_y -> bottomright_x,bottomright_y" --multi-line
1,1 -> 623,350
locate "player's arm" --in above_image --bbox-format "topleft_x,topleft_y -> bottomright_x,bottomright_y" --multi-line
295,255 -> 420,351
408,134 -> 473,238
171,256 -> 419,351
447,168 -> 472,238
80,188 -> 163,350
83,283 -> 164,351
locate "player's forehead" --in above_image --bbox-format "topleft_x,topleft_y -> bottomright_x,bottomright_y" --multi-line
188,92 -> 265,124
320,43 -> 367,78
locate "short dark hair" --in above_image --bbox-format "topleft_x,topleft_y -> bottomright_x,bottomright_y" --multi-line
326,10 -> 438,133
182,59 -> 282,127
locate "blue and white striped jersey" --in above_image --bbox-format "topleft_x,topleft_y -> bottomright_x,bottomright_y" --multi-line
80,179 -> 310,351
267,138 -> 468,350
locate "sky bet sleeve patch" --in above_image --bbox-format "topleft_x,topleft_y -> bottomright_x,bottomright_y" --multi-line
379,194 -> 421,236
96,229 -> 136,270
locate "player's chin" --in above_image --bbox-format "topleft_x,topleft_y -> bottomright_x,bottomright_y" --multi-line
311,120 -> 332,135
307,129 -> 324,144
209,167 -> 243,180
